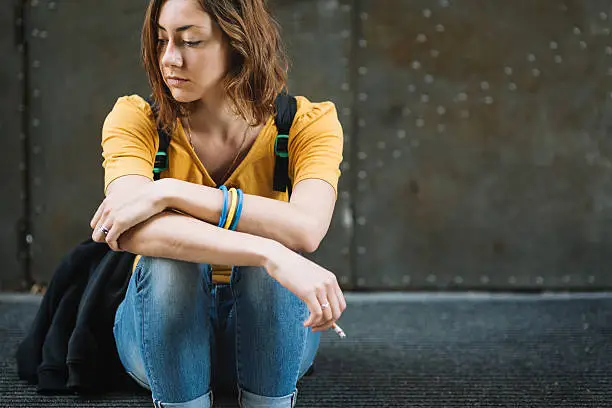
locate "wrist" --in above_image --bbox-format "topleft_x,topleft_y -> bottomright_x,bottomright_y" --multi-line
259,239 -> 290,276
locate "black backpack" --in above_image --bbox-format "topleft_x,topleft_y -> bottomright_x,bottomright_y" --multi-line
148,92 -> 298,197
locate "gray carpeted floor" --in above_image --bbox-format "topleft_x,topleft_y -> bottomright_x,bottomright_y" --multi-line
1,292 -> 612,407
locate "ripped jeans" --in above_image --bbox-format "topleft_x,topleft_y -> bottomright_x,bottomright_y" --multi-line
112,256 -> 320,408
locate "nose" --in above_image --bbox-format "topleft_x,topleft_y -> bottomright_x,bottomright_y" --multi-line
160,40 -> 183,68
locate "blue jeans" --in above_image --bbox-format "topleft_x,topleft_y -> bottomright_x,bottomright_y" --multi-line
113,256 -> 320,407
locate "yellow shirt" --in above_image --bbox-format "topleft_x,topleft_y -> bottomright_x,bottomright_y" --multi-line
101,94 -> 343,284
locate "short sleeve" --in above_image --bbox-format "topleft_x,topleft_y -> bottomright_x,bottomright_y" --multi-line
289,99 -> 344,196
101,95 -> 159,195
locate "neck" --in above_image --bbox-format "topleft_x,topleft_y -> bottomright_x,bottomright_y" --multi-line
186,89 -> 250,142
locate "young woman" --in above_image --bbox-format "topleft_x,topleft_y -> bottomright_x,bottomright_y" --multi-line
89,0 -> 346,407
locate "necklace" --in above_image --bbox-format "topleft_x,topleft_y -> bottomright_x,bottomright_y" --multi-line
185,116 -> 249,185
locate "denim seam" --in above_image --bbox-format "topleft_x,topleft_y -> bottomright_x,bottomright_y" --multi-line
136,257 -> 160,397
229,266 -> 244,391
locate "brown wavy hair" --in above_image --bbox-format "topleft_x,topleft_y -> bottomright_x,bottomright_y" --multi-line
141,0 -> 289,130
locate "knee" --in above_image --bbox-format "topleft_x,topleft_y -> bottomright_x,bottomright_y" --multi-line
135,257 -> 209,313
232,266 -> 303,312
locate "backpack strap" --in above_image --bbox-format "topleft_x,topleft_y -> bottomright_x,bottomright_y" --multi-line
273,92 -> 298,197
144,96 -> 170,181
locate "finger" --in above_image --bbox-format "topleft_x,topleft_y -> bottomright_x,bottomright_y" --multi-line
304,293 -> 323,327
325,282 -> 342,322
316,289 -> 333,326
93,218 -> 111,243
105,221 -> 122,251
311,321 -> 335,333
335,284 -> 347,312
90,201 -> 105,229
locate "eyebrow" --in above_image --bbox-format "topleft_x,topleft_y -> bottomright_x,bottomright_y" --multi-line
157,24 -> 202,33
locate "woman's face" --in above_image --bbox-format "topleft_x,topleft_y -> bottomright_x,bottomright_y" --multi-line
157,0 -> 230,103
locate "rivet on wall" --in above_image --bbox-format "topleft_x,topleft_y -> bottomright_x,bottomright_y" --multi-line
358,93 -> 368,102
412,61 -> 422,70
484,96 -> 494,105
435,24 -> 445,33
360,12 -> 368,21
436,106 -> 446,115
508,82 -> 517,91
392,150 -> 402,159
18,72 -> 24,81
358,118 -> 366,128
357,247 -> 366,255
460,110 -> 470,119
31,0 -> 39,7
26,234 -> 34,244
357,151 -> 367,160
439,0 -> 450,7
358,66 -> 368,75
527,53 -> 536,63
358,170 -> 367,179
437,124 -> 446,133
33,60 -> 41,69
34,178 -> 42,187
342,107 -> 351,117
32,146 -> 41,155
600,12 -> 608,21
453,276 -> 463,284
376,160 -> 384,168
480,276 -> 490,284
48,2 -> 57,10
424,74 -> 434,84
33,89 -> 40,98
357,217 -> 366,226
402,275 -> 411,284
340,191 -> 350,201
416,118 -> 425,127
408,84 -> 416,93
341,82 -> 350,91
359,39 -> 367,48
480,81 -> 490,90
340,4 -> 351,12
606,46 -> 612,56
508,276 -> 517,284
341,162 -> 350,171
580,41 -> 587,49
19,163 -> 26,171
340,246 -> 349,255
573,26 -> 582,35
397,129 -> 406,139
504,66 -> 513,76
31,28 -> 39,37
532,68 -> 541,77
340,276 -> 349,285
587,276 -> 595,284
456,92 -> 468,102
554,55 -> 563,63
40,30 -> 48,39
32,118 -> 40,127
402,107 -> 412,116
550,41 -> 558,50
430,49 -> 440,58
341,30 -> 350,39
536,276 -> 544,285
426,274 -> 437,283
411,139 -> 420,148
377,141 -> 386,149
416,34 -> 427,43
422,9 -> 432,18
357,277 -> 366,286
562,275 -> 571,283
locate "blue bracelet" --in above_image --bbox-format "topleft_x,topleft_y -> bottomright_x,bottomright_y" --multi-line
218,185 -> 229,228
229,188 -> 244,231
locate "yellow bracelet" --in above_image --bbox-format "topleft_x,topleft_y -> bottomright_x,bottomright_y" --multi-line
224,188 -> 238,229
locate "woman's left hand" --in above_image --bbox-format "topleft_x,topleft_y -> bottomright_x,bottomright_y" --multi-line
90,182 -> 166,251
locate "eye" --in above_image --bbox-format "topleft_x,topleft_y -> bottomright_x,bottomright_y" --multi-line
184,40 -> 202,47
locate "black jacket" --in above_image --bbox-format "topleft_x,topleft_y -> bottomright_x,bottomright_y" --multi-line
15,238 -> 138,395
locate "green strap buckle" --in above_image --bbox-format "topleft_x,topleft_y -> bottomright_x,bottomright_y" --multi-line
153,152 -> 168,173
275,134 -> 289,158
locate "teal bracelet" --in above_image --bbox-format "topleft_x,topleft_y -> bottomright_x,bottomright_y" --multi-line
229,188 -> 244,231
218,185 -> 229,227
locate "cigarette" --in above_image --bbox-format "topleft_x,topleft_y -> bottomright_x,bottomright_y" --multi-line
332,322 -> 346,338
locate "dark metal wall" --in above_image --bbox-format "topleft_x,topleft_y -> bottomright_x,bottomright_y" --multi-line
2,0 -> 612,291
0,2 -> 25,291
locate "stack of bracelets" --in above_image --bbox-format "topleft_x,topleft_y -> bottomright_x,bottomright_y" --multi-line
218,185 -> 244,231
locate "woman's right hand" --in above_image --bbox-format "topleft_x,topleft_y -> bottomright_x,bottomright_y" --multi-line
265,246 -> 347,333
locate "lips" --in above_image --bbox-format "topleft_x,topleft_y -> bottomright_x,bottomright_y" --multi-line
166,76 -> 189,87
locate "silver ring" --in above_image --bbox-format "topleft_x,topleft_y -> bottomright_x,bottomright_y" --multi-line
99,226 -> 110,235
320,302 -> 330,310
